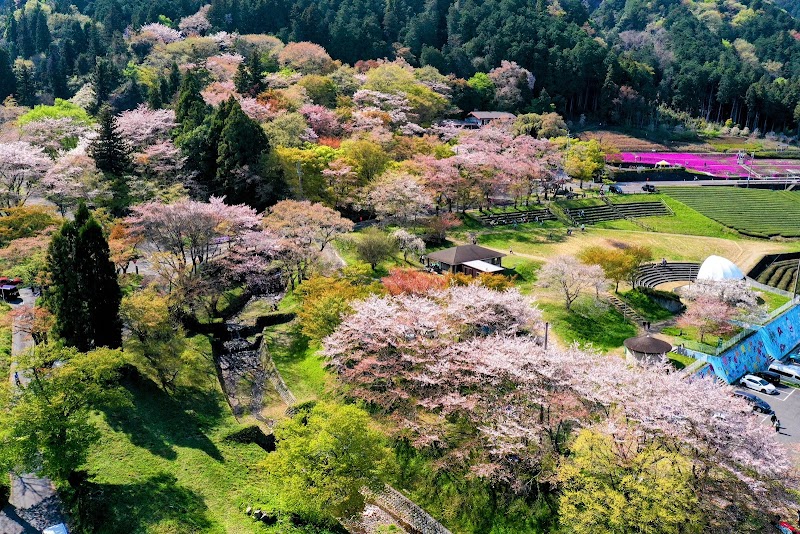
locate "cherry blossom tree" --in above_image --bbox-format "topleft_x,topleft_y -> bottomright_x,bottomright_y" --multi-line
42,151 -> 108,215
391,229 -> 425,262
323,288 -> 797,525
299,104 -> 343,138
366,172 -> 434,224
126,197 -> 263,291
322,159 -> 360,209
116,105 -> 177,151
488,60 -> 535,111
263,200 -> 353,252
278,42 -> 335,74
0,141 -> 52,208
137,23 -> 183,44
682,279 -> 759,311
678,296 -> 736,343
539,255 -> 607,310
20,117 -> 93,158
178,5 -> 212,36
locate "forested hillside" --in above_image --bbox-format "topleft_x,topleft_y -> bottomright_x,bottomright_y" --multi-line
2,0 -> 800,132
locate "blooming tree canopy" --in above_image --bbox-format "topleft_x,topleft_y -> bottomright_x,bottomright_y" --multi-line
0,141 -> 52,208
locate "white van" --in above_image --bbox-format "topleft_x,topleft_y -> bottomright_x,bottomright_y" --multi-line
768,361 -> 800,383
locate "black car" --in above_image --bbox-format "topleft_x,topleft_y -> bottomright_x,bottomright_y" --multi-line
754,370 -> 781,386
608,185 -> 624,194
642,184 -> 657,193
733,390 -> 773,414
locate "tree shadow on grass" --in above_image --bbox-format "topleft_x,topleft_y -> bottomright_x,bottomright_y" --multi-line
103,374 -> 224,462
71,473 -> 213,534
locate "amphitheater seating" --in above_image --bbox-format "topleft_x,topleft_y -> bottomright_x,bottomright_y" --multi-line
634,262 -> 700,288
478,208 -> 557,226
566,201 -> 670,225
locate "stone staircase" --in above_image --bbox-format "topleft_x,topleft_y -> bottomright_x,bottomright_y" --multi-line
606,293 -> 647,327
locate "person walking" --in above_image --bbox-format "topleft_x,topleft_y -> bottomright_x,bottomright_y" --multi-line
775,419 -> 781,433
14,371 -> 20,386
771,413 -> 777,425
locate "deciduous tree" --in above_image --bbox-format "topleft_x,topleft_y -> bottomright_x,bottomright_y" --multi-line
540,255 -> 607,310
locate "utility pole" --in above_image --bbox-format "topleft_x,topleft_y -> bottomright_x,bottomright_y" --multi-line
544,322 -> 549,350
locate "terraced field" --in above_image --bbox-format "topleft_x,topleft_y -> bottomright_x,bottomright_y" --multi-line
755,259 -> 799,291
662,187 -> 800,238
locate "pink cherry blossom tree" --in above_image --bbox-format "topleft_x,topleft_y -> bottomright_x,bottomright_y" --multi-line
366,172 -> 434,224
43,151 -> 109,215
0,141 -> 52,208
20,117 -> 93,158
116,105 -> 177,151
391,229 -> 425,261
539,255 -> 607,310
178,5 -> 212,36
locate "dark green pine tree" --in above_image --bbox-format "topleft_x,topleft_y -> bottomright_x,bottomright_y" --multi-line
233,59 -> 250,94
175,68 -> 209,131
46,204 -> 122,351
216,97 -> 270,204
147,82 -> 163,110
0,48 -> 16,102
89,106 -> 132,213
34,8 -> 51,54
14,63 -> 35,107
89,106 -> 131,176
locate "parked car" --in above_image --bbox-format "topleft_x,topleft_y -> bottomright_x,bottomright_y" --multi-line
754,370 -> 781,386
43,525 -> 69,534
642,184 -> 657,193
778,521 -> 800,534
733,390 -> 773,414
769,361 -> 800,382
608,184 -> 624,194
739,374 -> 777,394
784,353 -> 800,366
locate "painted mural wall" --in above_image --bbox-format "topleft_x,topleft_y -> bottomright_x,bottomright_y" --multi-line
704,304 -> 800,383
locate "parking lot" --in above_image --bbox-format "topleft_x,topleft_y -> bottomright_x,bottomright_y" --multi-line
743,385 -> 800,448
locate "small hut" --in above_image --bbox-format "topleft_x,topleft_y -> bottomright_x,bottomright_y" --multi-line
624,335 -> 673,365
425,245 -> 505,276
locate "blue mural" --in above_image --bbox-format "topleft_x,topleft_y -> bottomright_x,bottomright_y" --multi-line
703,304 -> 800,383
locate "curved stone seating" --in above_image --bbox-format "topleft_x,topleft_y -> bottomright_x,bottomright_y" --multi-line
478,208 -> 557,226
634,262 -> 700,288
566,201 -> 670,225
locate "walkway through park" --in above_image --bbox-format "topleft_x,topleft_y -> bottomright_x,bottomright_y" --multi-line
0,288 -> 66,533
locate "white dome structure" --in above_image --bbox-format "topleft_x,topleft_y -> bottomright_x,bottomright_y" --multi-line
696,255 -> 744,281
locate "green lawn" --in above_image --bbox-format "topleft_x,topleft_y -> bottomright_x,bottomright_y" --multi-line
540,299 -> 638,351
667,352 -> 696,370
263,321 -> 331,404
619,289 -> 677,321
82,334 -> 293,534
502,256 -> 542,293
757,290 -> 791,312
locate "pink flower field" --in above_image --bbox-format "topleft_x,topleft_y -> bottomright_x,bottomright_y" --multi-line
612,152 -> 800,178
614,152 -> 746,177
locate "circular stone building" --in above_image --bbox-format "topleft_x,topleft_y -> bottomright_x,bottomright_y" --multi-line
623,335 -> 673,365
696,255 -> 745,282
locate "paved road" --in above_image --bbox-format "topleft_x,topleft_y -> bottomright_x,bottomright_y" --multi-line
739,384 -> 800,448
0,288 -> 67,532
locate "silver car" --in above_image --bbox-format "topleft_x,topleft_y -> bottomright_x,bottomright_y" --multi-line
739,374 -> 777,395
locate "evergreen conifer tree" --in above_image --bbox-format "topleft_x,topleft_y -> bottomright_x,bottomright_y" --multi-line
89,106 -> 131,176
46,204 -> 122,351
175,68 -> 208,131
0,48 -> 16,101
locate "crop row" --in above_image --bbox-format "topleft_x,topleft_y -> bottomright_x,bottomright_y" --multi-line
662,187 -> 800,237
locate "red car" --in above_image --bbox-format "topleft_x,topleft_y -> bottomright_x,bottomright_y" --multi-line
779,521 -> 800,534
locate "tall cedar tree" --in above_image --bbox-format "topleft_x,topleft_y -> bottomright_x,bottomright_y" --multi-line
89,106 -> 131,175
0,48 -> 15,101
216,97 -> 270,201
46,204 -> 122,351
175,68 -> 208,131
